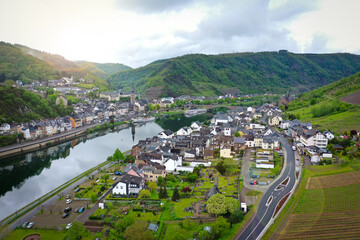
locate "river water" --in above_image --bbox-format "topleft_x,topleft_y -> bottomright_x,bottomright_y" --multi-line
0,122 -> 164,221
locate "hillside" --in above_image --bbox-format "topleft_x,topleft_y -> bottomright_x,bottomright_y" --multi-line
0,86 -> 73,123
0,42 -> 59,83
287,72 -> 360,134
108,51 -> 360,97
0,42 -> 114,90
75,61 -> 132,79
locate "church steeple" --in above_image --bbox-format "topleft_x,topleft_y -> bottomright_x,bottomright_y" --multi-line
130,84 -> 135,105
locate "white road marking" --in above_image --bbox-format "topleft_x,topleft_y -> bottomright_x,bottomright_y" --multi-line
245,205 -> 270,240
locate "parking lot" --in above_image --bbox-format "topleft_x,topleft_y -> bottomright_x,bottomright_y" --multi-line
28,190 -> 92,229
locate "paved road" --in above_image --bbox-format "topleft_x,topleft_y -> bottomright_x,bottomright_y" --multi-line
0,123 -> 99,154
236,135 -> 296,240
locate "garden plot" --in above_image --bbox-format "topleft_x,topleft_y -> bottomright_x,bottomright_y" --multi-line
306,171 -> 360,189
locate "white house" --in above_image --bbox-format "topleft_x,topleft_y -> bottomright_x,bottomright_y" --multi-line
158,130 -> 174,139
224,123 -> 231,136
268,115 -> 283,126
164,155 -> 182,172
323,131 -> 335,140
176,127 -> 193,136
0,123 -> 10,132
112,174 -> 144,197
300,131 -> 328,149
280,120 -> 290,130
191,121 -> 202,131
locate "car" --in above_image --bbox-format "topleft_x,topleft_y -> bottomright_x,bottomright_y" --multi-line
27,222 -> 34,229
62,213 -> 69,218
112,177 -> 117,181
252,175 -> 256,178
64,207 -> 72,213
22,221 -> 29,228
66,223 -> 72,229
74,208 -> 79,213
75,188 -> 80,192
66,199 -> 72,204
256,175 -> 260,179
114,171 -> 122,176
79,207 -> 85,213
65,194 -> 71,199
292,145 -> 297,151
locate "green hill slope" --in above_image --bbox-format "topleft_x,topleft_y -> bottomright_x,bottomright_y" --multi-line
108,51 -> 360,97
287,72 -> 360,134
0,86 -> 73,123
0,42 -> 59,83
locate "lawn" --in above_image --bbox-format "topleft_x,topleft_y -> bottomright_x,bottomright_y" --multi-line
134,211 -> 161,222
288,100 -> 360,134
173,198 -> 197,218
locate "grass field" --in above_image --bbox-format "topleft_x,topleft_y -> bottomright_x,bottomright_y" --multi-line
263,163 -> 360,240
3,229 -> 93,240
288,100 -> 360,134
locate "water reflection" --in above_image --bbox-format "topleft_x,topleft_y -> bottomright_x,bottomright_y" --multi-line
0,122 -> 163,220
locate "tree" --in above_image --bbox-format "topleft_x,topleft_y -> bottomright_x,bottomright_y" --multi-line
148,181 -> 157,192
157,176 -> 164,185
206,194 -> 227,215
67,221 -> 89,240
187,174 -> 198,183
234,132 -> 241,137
90,193 -> 97,204
181,186 -> 192,193
165,173 -> 176,182
193,166 -> 201,176
211,216 -> 230,239
124,222 -> 154,240
120,213 -> 135,231
229,209 -> 245,224
113,148 -> 125,164
215,161 -> 226,175
225,197 -> 240,214
155,104 -> 160,110
101,174 -> 110,183
172,186 -> 180,201
138,189 -> 151,198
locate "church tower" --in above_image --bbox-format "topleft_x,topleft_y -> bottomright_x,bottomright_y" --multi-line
130,84 -> 135,105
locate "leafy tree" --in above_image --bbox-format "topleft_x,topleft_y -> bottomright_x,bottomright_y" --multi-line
139,189 -> 151,198
148,181 -> 157,192
101,174 -> 110,183
113,148 -> 125,164
193,166 -> 201,176
157,176 -> 164,185
181,186 -> 192,193
172,186 -> 180,201
225,197 -> 240,214
210,216 -> 230,239
90,193 -> 97,204
229,209 -> 245,224
234,132 -> 241,137
124,222 -> 154,240
67,221 -> 89,240
215,161 -> 226,175
165,173 -> 176,182
206,194 -> 227,215
187,174 -> 198,183
120,213 -> 135,231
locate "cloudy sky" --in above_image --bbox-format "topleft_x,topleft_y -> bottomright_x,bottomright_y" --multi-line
0,0 -> 359,68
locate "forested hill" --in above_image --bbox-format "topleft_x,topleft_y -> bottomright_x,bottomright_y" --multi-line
0,42 -> 59,82
0,42 -> 129,90
108,51 -> 360,97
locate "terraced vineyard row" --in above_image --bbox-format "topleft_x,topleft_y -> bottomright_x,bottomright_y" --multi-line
306,171 -> 360,189
278,210 -> 360,240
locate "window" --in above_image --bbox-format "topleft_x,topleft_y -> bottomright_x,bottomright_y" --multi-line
120,186 -> 123,189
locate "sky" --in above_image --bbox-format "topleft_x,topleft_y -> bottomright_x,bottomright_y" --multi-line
0,0 -> 359,68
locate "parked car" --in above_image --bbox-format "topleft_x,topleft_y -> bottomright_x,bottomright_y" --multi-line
65,194 -> 71,199
292,145 -> 297,151
79,207 -> 85,213
62,213 -> 69,218
112,177 -> 117,181
74,208 -> 79,213
22,221 -> 29,228
114,171 -> 122,175
64,207 -> 72,213
66,223 -> 72,229
75,188 -> 80,193
66,199 -> 72,204
27,222 -> 34,229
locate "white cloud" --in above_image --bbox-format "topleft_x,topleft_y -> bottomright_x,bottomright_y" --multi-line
0,0 -> 359,68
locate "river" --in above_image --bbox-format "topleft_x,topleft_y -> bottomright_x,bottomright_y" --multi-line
0,122 -> 164,221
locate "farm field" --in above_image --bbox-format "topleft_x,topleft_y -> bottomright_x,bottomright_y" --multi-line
263,163 -> 360,240
306,171 -> 360,189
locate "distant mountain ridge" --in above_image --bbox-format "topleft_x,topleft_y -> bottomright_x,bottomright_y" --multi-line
0,42 -> 131,90
108,51 -> 360,97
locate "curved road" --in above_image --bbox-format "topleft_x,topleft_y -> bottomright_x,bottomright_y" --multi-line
236,136 -> 296,240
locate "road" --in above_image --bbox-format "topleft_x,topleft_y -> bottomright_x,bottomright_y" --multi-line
0,123 -> 99,154
236,135 -> 296,240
